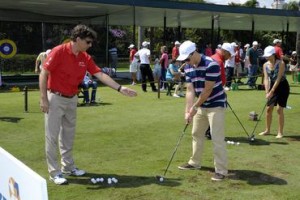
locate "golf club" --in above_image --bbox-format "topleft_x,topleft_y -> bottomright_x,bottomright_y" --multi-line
156,123 -> 189,182
226,101 -> 250,138
249,102 -> 268,140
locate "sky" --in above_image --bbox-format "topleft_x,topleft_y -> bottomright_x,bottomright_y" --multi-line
205,0 -> 296,8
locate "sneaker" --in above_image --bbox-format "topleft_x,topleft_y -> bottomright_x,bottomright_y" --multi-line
173,94 -> 180,98
178,163 -> 201,170
49,174 -> 68,185
62,168 -> 86,176
178,93 -> 185,97
131,82 -> 136,85
224,87 -> 230,91
211,173 -> 225,181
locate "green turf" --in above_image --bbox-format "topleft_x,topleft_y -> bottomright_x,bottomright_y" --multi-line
0,76 -> 300,200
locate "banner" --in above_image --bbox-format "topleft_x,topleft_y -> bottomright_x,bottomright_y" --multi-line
0,147 -> 48,200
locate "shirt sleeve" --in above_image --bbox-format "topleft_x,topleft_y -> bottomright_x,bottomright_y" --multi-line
206,61 -> 220,82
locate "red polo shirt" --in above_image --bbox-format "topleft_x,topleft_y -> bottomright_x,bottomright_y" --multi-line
44,42 -> 101,96
172,46 -> 179,60
211,49 -> 226,86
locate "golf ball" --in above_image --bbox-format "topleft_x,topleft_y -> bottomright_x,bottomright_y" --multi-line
226,141 -> 231,144
159,177 -> 164,182
99,178 -> 104,182
236,142 -> 240,146
91,178 -> 97,184
112,177 -> 118,183
107,178 -> 112,184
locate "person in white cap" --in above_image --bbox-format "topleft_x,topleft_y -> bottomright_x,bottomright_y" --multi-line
245,41 -> 259,89
176,40 -> 228,181
224,42 -> 238,90
273,39 -> 283,59
135,41 -> 157,92
289,51 -> 298,82
128,44 -> 138,85
259,46 -> 290,139
35,49 -> 51,74
172,41 -> 181,60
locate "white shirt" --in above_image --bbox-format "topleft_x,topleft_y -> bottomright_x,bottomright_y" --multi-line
136,48 -> 150,64
225,55 -> 235,68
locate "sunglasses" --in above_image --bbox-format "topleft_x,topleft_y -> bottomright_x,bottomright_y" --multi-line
84,39 -> 93,44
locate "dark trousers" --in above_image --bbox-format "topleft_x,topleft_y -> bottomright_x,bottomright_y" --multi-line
140,64 -> 157,91
81,81 -> 97,103
225,67 -> 234,87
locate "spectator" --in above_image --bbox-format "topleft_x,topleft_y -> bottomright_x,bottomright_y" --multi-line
246,41 -> 259,89
289,51 -> 298,82
160,46 -> 169,91
204,43 -> 213,56
172,41 -> 181,60
80,72 -> 98,104
273,39 -> 284,60
35,49 -> 51,74
39,24 -> 137,185
135,41 -> 157,92
153,57 -> 161,88
224,42 -> 237,90
176,40 -> 228,181
166,59 -> 184,98
109,44 -> 118,76
259,46 -> 290,139
128,44 -> 138,85
211,43 -> 235,87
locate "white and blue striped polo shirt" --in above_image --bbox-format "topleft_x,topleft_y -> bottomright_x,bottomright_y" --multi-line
185,55 -> 226,108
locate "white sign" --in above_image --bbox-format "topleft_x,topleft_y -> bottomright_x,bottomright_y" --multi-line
0,147 -> 48,200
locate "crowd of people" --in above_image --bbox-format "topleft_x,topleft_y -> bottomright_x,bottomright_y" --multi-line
36,24 -> 297,184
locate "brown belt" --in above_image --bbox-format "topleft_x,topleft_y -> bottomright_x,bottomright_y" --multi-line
48,89 -> 76,98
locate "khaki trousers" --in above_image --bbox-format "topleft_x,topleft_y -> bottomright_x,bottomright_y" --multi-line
188,107 -> 228,175
45,92 -> 78,177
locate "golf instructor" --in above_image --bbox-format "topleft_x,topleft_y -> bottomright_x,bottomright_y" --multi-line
39,24 -> 137,185
177,41 -> 228,181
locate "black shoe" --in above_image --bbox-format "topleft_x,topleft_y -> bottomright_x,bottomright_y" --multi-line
152,88 -> 158,92
205,132 -> 212,140
143,89 -> 147,92
178,163 -> 201,170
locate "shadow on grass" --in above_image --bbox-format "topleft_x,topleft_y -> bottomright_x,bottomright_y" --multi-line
77,102 -> 112,107
285,135 -> 300,141
225,136 -> 289,146
0,116 -> 23,123
228,169 -> 287,185
66,173 -> 181,189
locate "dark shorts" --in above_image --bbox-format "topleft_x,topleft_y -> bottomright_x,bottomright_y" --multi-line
267,79 -> 290,107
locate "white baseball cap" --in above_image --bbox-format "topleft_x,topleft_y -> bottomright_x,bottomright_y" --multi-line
292,51 -> 297,55
262,46 -> 275,57
273,39 -> 282,44
142,41 -> 150,47
128,44 -> 135,49
244,44 -> 250,48
221,43 -> 235,56
231,42 -> 238,47
252,41 -> 258,46
175,41 -> 181,45
176,40 -> 196,61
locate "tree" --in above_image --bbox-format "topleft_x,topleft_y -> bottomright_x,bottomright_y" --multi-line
283,1 -> 299,10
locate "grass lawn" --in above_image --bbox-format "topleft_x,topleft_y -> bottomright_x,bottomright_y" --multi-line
0,76 -> 300,200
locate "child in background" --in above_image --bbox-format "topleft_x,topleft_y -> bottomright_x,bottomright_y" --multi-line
153,57 -> 161,89
166,59 -> 184,97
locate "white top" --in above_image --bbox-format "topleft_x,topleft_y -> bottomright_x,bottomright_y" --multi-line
225,55 -> 235,68
136,48 -> 150,64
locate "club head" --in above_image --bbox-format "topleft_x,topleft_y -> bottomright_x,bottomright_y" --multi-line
249,136 -> 255,142
155,175 -> 164,182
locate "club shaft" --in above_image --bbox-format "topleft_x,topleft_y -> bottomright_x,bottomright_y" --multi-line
163,124 -> 189,176
250,102 -> 267,137
227,102 -> 250,137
